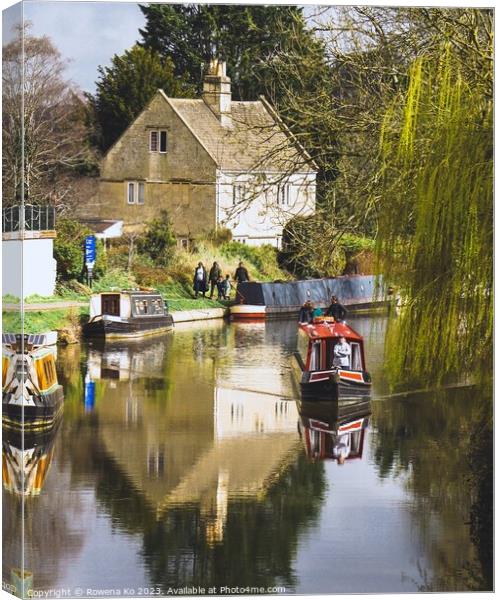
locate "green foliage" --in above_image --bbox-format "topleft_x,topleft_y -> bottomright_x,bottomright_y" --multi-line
278,215 -> 372,279
88,44 -> 194,151
91,268 -> 135,292
137,210 -> 177,267
54,218 -> 90,281
139,4 -> 322,101
54,218 -> 106,281
220,242 -> 286,280
203,227 -> 233,247
377,40 -> 493,385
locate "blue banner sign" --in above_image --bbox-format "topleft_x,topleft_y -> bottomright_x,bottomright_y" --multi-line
85,235 -> 96,266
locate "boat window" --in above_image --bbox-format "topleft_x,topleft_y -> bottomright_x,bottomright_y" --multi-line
351,342 -> 362,371
152,298 -> 165,315
101,294 -> 120,316
133,299 -> 148,315
2,356 -> 10,385
310,341 -> 321,371
35,356 -> 56,390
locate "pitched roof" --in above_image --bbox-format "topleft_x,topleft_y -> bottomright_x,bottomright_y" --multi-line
164,94 -> 316,173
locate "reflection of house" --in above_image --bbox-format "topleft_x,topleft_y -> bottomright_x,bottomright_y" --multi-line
92,326 -> 300,546
86,60 -> 316,248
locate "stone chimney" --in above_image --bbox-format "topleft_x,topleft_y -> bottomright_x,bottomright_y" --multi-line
202,59 -> 232,126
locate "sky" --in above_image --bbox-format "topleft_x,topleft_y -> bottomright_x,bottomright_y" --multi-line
2,1 -> 327,95
5,1 -> 145,93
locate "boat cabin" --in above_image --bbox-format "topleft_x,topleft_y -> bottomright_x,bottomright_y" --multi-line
89,291 -> 168,321
297,319 -> 366,373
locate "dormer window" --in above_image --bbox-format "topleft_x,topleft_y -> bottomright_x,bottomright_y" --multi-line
149,130 -> 168,153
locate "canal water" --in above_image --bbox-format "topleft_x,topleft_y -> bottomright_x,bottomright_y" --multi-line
2,315 -> 491,594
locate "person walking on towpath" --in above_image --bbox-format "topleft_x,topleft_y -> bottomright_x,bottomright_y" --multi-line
326,295 -> 347,322
208,261 -> 222,299
193,262 -> 208,298
234,261 -> 250,284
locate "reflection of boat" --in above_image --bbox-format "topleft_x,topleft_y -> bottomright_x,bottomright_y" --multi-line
86,335 -> 170,382
297,398 -> 371,462
291,318 -> 372,400
84,290 -> 174,339
2,333 -> 64,432
2,422 -> 60,495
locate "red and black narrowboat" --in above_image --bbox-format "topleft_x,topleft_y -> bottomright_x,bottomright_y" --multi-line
291,318 -> 372,400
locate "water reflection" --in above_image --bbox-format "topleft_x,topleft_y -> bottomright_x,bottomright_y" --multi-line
3,425 -> 60,496
11,316 -> 491,594
3,418 -> 88,596
297,398 -> 371,463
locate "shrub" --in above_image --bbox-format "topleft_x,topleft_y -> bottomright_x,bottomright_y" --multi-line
92,268 -> 135,292
138,210 -> 176,266
54,218 -> 107,281
203,227 -> 233,247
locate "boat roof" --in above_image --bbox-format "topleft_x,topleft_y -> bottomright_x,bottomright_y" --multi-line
95,289 -> 162,297
299,320 -> 363,342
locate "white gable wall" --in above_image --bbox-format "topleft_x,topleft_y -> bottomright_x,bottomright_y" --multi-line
216,170 -> 316,248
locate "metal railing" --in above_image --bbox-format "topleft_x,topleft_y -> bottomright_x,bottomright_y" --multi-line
2,204 -> 56,233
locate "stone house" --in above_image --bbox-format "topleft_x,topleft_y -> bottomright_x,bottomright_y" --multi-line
88,60 -> 317,248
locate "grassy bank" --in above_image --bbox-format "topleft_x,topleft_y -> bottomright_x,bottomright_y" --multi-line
2,306 -> 89,335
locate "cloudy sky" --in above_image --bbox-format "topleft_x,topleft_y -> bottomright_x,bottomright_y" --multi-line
2,1 -> 327,94
5,1 -> 145,93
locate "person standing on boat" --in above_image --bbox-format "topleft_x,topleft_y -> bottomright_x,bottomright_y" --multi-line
333,336 -> 351,368
208,261 -> 222,299
193,262 -> 208,298
298,300 -> 313,324
326,296 -> 347,322
234,261 -> 250,283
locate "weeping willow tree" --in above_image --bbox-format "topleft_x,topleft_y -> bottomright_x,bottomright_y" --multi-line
377,35 -> 493,387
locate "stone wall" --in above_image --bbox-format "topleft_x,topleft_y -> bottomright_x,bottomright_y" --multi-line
90,91 -> 217,236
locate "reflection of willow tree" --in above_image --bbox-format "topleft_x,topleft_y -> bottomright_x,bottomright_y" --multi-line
377,16 -> 493,386
90,445 -> 325,591
371,387 -> 492,590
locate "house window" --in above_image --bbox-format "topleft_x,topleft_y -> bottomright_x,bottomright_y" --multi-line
126,181 -> 146,205
149,130 -> 167,153
277,184 -> 289,205
150,131 -> 158,152
138,182 -> 145,204
233,184 -> 245,206
127,182 -> 135,204
160,130 -> 168,153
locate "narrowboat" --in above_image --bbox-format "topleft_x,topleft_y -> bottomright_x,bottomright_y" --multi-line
297,397 -> 371,462
84,290 -> 174,339
291,318 -> 372,400
230,275 -> 389,321
2,333 -> 64,432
